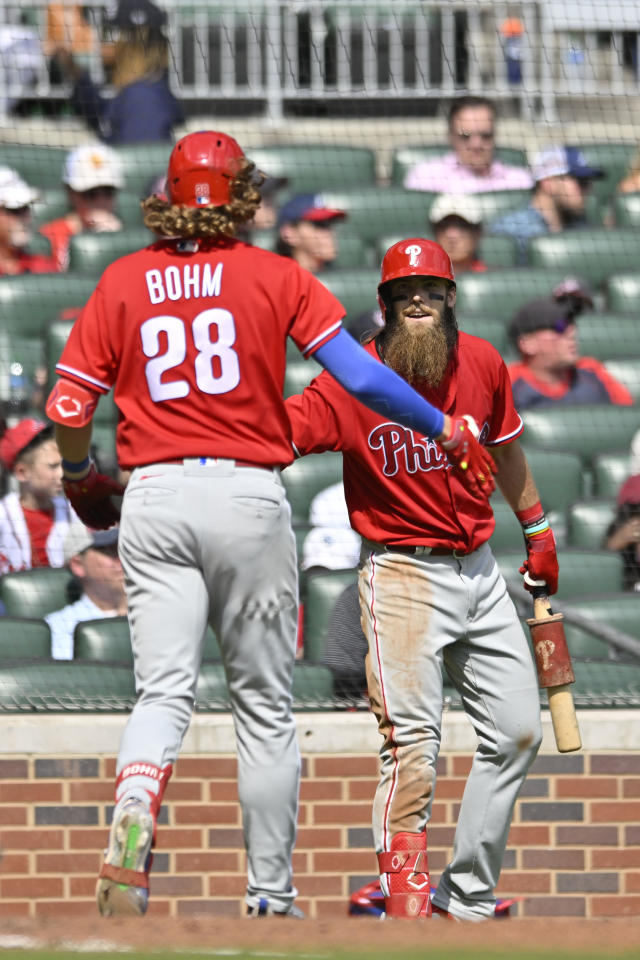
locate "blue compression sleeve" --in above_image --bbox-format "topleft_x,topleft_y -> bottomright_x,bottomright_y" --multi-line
314,329 -> 445,439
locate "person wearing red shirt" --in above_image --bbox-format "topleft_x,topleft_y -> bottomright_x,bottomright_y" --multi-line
0,168 -> 57,276
286,238 -> 559,921
44,133 -> 494,921
0,419 -> 76,575
507,297 -> 633,410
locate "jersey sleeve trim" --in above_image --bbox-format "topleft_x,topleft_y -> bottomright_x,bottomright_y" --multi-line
55,363 -> 112,394
301,320 -> 342,358
486,415 -> 523,446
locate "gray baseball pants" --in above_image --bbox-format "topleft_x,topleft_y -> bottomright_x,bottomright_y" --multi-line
359,541 -> 542,921
116,459 -> 300,913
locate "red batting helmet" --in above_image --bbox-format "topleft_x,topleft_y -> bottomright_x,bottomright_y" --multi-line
167,131 -> 245,208
377,238 -> 455,321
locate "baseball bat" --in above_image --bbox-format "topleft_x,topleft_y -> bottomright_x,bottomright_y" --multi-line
526,585 -> 582,754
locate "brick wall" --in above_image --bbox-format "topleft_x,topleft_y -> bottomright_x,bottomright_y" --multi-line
0,712 -> 638,919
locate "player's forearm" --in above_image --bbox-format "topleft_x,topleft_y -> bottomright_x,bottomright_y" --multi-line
314,330 -> 446,439
55,422 -> 93,477
493,440 -> 540,513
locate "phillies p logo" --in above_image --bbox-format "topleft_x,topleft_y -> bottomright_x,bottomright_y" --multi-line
404,244 -> 422,266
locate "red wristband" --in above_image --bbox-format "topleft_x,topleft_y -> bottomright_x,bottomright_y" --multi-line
515,501 -> 544,526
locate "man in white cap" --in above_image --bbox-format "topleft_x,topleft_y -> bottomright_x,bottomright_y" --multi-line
428,194 -> 487,274
40,143 -> 124,271
0,166 -> 55,275
46,523 -> 126,660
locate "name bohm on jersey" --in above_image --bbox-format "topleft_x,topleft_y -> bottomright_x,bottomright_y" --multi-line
145,262 -> 223,304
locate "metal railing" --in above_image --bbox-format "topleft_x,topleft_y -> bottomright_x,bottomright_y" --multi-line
0,1 -> 639,121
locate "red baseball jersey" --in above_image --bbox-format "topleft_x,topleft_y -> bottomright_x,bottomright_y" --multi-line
54,238 -> 344,469
286,333 -> 523,550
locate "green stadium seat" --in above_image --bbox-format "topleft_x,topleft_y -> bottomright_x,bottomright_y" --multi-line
317,189 -> 436,243
248,145 -> 377,193
527,230 -> 640,290
196,662 -> 228,705
563,623 -> 610,660
68,228 -> 154,275
457,316 -> 509,353
0,274 -> 96,337
110,143 -> 173,197
455,268 -> 570,320
282,452 -> 344,525
0,568 -> 72,619
563,593 -> 640,644
113,191 -> 149,229
603,359 -> 640,401
571,660 -> 640,700
490,500 -> 524,551
90,423 -> 117,473
572,143 -> 637,206
567,499 -> 616,549
575,314 -> 640,360
591,451 -> 632,499
478,234 -> 519,268
0,144 -> 67,190
0,332 -> 46,411
75,618 -> 220,663
319,269 -> 379,321
0,618 -> 52,660
520,448 -> 585,513
521,405 -> 639,463
195,660 -> 334,708
494,548 -> 623,600
74,616 -> 132,662
302,568 -> 359,662
613,191 -> 640,228
390,145 -> 529,186
0,661 -> 136,710
283,358 -> 323,399
606,272 -> 640,314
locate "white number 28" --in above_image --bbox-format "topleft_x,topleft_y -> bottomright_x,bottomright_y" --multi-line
141,308 -> 240,402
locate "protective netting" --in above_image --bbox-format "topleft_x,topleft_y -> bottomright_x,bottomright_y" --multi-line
0,0 -> 639,712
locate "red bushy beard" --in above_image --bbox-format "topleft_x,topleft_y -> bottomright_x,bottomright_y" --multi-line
382,308 -> 457,388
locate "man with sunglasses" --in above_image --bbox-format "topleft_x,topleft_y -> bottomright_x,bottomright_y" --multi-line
507,296 -> 633,410
0,167 -> 56,276
404,96 -> 532,194
40,144 -> 124,271
275,193 -> 346,275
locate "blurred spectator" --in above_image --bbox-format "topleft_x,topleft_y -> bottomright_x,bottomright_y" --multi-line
320,580 -> 368,701
46,523 -> 126,659
40,144 -> 124,271
0,168 -> 56,276
54,0 -> 183,144
500,18 -> 524,85
252,175 -> 289,232
45,4 -> 98,81
403,96 -> 533,193
428,193 -> 486,273
507,297 -> 633,410
489,146 -> 604,264
616,148 -> 640,194
301,525 -> 361,575
0,21 -> 45,116
0,419 -> 76,575
276,193 -> 346,274
631,429 -> 640,476
604,475 -> 640,592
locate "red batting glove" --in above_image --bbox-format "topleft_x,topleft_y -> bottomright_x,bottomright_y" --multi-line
63,462 -> 125,530
516,503 -> 559,595
440,416 -> 497,499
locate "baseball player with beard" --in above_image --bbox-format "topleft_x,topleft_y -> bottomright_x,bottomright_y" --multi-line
44,136 -> 494,920
286,239 -> 559,921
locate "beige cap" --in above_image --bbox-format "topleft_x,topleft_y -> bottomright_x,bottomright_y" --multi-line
429,193 -> 483,226
62,144 -> 124,192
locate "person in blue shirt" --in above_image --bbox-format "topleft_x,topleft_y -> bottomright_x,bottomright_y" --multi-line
489,146 -> 603,264
54,0 -> 183,145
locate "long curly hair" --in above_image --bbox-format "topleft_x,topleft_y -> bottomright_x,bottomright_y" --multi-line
141,160 -> 263,239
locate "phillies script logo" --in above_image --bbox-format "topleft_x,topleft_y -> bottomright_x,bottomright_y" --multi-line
369,423 -> 446,477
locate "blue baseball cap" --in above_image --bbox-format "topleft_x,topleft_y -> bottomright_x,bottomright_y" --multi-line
277,193 -> 346,228
531,146 -> 604,183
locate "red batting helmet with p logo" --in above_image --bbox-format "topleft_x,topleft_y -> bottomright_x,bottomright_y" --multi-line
377,238 -> 455,321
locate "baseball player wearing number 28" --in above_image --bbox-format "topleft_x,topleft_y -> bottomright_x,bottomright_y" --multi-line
286,239 -> 560,921
44,133 -> 494,919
